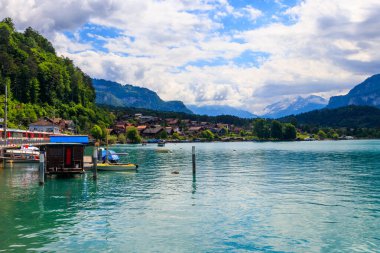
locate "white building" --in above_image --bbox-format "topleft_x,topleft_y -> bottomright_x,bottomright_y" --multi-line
29,119 -> 60,134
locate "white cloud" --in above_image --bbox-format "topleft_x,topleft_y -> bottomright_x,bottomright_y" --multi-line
243,6 -> 263,22
1,0 -> 380,114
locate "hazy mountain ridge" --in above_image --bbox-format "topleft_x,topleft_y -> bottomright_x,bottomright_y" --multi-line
93,79 -> 193,114
281,105 -> 380,128
262,95 -> 328,118
327,74 -> 380,109
187,105 -> 257,118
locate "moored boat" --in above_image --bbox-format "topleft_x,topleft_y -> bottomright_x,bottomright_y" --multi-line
97,163 -> 138,171
4,145 -> 40,163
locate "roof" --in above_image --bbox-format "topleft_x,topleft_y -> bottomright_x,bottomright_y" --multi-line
50,135 -> 89,144
30,119 -> 56,127
166,119 -> 179,125
143,126 -> 164,134
165,127 -> 173,133
137,125 -> 147,130
43,143 -> 85,146
188,126 -> 204,131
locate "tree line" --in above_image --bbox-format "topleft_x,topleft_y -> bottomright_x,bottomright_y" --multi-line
0,18 -> 114,132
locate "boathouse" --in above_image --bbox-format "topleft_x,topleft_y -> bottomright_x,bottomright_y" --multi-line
41,135 -> 89,175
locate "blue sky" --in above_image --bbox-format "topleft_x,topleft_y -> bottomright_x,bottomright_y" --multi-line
1,0 -> 380,114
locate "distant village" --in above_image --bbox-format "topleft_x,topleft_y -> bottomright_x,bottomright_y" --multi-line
27,113 -> 357,143
28,113 -> 251,142
111,113 -> 247,141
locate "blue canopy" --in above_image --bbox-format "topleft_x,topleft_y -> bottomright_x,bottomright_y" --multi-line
101,150 -> 120,162
50,135 -> 89,144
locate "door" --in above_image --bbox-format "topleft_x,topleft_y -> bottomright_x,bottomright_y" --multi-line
65,147 -> 73,167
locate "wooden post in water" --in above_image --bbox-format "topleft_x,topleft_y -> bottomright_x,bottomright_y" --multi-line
92,146 -> 98,180
39,152 -> 45,185
192,146 -> 196,175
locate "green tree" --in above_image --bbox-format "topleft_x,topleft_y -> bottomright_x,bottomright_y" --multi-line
90,125 -> 103,140
283,123 -> 297,140
29,77 -> 40,103
108,135 -> 117,144
126,126 -> 142,143
118,133 -> 127,144
159,129 -> 168,139
331,133 -> 339,140
271,120 -> 283,139
200,129 -> 215,141
326,129 -> 337,139
253,118 -> 269,139
317,130 -> 327,140
172,132 -> 181,140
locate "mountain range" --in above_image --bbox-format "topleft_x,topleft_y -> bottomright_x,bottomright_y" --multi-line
187,105 -> 257,118
262,95 -> 328,118
93,73 -> 380,119
92,79 -> 192,114
327,74 -> 380,109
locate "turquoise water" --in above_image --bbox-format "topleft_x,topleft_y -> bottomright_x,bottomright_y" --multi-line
0,140 -> 379,252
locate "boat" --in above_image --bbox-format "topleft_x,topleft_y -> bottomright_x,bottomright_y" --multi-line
4,145 -> 40,163
97,162 -> 138,171
97,150 -> 138,171
157,140 -> 166,147
97,133 -> 138,171
99,148 -> 120,163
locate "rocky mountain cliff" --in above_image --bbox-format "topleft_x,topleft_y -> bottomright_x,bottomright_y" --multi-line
93,79 -> 193,114
327,74 -> 380,109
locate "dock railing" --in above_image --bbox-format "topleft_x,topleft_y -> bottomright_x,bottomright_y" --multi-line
0,138 -> 50,148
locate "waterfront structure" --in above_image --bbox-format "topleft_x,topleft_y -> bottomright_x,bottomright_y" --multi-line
41,136 -> 89,175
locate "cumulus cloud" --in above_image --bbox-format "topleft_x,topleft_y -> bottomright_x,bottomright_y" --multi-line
1,0 -> 380,113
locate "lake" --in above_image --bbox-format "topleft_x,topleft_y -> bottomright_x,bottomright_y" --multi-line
0,140 -> 379,252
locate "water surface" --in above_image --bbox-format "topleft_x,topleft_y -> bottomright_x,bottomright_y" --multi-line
0,140 -> 379,252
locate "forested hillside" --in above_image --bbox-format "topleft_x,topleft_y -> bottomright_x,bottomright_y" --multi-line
281,105 -> 380,128
0,18 -> 114,131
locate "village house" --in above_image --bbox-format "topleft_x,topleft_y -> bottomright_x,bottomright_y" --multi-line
232,127 -> 244,134
138,115 -> 160,124
111,121 -> 130,135
216,123 -> 230,130
44,117 -> 76,133
29,119 -> 60,134
142,125 -> 164,138
137,125 -> 147,134
165,127 -> 174,135
181,119 -> 190,125
187,126 -> 205,134
165,118 -> 179,126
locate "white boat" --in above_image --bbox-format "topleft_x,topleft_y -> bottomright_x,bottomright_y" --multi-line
97,163 -> 138,171
4,145 -> 40,163
157,140 -> 165,147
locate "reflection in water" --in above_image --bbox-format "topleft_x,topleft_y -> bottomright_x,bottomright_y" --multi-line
192,175 -> 196,195
0,141 -> 379,252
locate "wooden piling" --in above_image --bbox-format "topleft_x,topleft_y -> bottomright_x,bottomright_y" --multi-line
1,149 -> 4,167
92,147 -> 98,180
192,146 -> 196,174
39,153 -> 45,185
